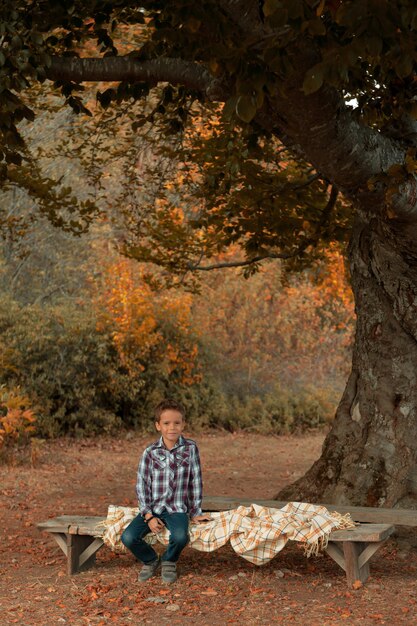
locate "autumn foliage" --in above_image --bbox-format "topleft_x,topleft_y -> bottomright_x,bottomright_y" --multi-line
0,241 -> 354,440
193,245 -> 354,396
93,258 -> 200,386
0,388 -> 36,452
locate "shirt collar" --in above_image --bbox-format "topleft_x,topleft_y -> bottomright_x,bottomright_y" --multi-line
156,435 -> 185,451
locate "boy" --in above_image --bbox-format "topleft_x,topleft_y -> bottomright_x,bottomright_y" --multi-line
121,399 -> 209,583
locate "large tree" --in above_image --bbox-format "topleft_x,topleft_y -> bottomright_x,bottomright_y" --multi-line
2,0 -> 417,507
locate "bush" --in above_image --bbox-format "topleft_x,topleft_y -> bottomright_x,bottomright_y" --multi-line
0,295 -> 224,436
0,297 -> 128,436
0,387 -> 36,454
208,384 -> 338,434
0,292 -> 340,440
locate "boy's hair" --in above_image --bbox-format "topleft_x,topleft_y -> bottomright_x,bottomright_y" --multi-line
154,399 -> 185,422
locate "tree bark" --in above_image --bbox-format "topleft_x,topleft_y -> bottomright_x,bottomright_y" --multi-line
278,211 -> 417,507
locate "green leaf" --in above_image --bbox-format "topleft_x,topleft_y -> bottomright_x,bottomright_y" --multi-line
235,95 -> 257,123
302,64 -> 324,95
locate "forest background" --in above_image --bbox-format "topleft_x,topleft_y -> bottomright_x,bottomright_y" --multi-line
0,68 -> 354,453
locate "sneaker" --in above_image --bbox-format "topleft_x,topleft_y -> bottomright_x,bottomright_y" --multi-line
138,556 -> 160,582
161,560 -> 177,583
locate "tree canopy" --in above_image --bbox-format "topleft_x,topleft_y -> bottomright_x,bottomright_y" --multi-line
2,0 -> 417,274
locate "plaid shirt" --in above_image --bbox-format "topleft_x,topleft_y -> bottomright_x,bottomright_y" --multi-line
136,435 -> 203,518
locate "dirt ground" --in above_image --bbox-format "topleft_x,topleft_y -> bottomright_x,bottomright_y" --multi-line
1,430 -> 417,626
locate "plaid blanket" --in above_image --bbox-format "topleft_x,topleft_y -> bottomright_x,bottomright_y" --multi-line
98,502 -> 355,565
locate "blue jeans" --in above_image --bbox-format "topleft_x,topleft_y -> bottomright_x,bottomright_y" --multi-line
121,511 -> 189,564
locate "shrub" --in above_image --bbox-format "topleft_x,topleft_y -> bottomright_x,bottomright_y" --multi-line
0,293 -> 217,436
0,387 -> 36,456
207,384 -> 338,434
0,295 -> 132,436
0,275 -> 342,439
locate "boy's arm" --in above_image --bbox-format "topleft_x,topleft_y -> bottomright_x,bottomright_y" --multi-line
136,449 -> 153,516
188,445 -> 203,518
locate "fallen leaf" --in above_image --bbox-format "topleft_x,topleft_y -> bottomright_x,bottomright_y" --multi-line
352,580 -> 363,590
201,589 -> 218,596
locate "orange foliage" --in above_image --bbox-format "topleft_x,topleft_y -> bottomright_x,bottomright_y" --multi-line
89,243 -> 353,403
0,390 -> 36,449
95,260 -> 160,371
313,244 -> 354,328
269,246 -> 354,387
92,258 -> 200,385
192,245 -> 354,395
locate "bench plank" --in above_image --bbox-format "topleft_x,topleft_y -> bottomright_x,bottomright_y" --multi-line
38,516 -> 105,536
38,516 -> 106,575
203,496 -> 417,526
328,524 -> 393,542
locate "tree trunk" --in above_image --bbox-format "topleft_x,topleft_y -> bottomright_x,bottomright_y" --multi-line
278,209 -> 417,507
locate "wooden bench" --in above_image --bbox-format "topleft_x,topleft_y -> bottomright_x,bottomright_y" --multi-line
37,502 -> 396,587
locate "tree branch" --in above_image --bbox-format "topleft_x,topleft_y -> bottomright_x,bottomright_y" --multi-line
46,56 -> 224,99
188,185 -> 339,272
188,251 -> 293,271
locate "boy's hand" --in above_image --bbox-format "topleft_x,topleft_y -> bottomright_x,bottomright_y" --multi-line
191,514 -> 211,524
148,517 -> 165,533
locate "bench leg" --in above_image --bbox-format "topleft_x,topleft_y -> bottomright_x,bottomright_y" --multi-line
47,532 -> 104,574
343,541 -> 370,586
325,540 -> 385,587
67,535 -> 104,575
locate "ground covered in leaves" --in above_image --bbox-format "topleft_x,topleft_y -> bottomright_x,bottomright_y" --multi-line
1,430 -> 417,625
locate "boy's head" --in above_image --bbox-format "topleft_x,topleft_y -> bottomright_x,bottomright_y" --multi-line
154,399 -> 185,449
154,399 -> 185,423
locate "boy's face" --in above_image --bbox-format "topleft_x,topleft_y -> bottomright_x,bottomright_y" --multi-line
155,409 -> 185,448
